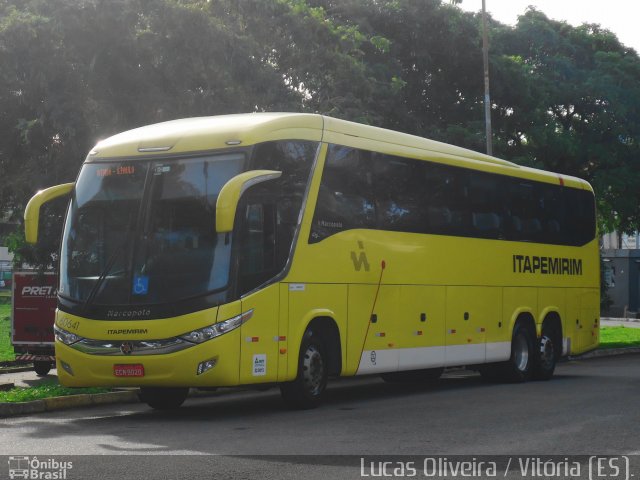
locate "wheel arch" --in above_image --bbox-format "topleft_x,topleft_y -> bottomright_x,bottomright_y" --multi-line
508,308 -> 536,337
513,311 -> 536,338
540,311 -> 563,359
306,316 -> 342,376
289,309 -> 343,378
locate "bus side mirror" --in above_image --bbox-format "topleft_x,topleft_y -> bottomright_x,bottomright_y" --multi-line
24,183 -> 75,244
216,170 -> 282,233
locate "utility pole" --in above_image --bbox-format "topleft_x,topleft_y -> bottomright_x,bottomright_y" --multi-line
481,0 -> 493,156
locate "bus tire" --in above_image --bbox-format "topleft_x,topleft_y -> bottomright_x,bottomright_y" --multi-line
280,329 -> 328,410
503,322 -> 535,382
34,361 -> 51,376
139,387 -> 189,410
533,325 -> 559,381
380,368 -> 443,383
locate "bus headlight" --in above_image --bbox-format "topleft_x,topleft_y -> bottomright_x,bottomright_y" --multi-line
179,309 -> 253,344
54,325 -> 83,346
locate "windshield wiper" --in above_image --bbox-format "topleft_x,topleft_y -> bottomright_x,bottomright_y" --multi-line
81,235 -> 130,312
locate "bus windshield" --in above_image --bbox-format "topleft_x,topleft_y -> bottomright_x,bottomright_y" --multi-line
59,153 -> 244,307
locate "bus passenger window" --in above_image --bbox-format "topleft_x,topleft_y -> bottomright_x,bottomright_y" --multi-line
310,146 -> 375,243
371,153 -> 427,233
472,212 -> 501,234
427,207 -> 452,230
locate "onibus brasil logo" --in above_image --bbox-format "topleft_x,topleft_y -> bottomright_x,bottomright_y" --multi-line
8,456 -> 73,479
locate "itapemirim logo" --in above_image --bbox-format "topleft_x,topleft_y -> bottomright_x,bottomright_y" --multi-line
8,456 -> 73,479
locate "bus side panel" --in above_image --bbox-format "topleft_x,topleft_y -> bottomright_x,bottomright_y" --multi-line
537,287 -> 566,330
445,286 -> 499,366
566,288 -> 598,355
501,286 -> 537,355
565,289 -> 580,355
483,287 -> 508,362
352,285 -> 400,375
396,285 -> 446,370
287,283 -> 348,381
278,283 -> 290,382
346,284 -> 375,375
578,288 -> 600,354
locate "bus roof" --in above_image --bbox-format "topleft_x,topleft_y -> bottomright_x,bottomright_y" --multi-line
90,113 -> 323,159
88,113 -> 591,190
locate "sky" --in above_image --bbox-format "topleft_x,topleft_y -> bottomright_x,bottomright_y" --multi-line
457,0 -> 640,53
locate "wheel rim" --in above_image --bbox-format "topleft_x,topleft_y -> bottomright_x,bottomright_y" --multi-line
514,332 -> 529,372
302,344 -> 325,396
538,335 -> 555,370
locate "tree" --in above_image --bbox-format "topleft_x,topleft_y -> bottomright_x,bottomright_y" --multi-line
0,0 -> 302,266
2,0 -> 640,267
490,9 -> 640,233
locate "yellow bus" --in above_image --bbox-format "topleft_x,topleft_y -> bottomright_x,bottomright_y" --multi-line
25,113 -> 599,409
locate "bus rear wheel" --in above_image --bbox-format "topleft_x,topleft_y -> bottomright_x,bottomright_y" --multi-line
280,329 -> 328,409
533,325 -> 559,381
139,387 -> 189,410
480,323 -> 534,383
503,323 -> 535,382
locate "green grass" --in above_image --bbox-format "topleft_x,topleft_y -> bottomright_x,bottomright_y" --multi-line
0,381 -> 109,403
599,326 -> 640,349
0,304 -> 13,362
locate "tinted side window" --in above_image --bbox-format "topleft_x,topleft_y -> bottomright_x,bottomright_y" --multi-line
251,140 -> 317,199
371,153 -> 429,234
237,141 -> 318,294
504,179 -> 541,243
310,144 -> 595,246
310,146 -> 376,243
237,201 -> 277,295
251,139 -> 318,254
464,170 -> 502,239
564,188 -> 596,246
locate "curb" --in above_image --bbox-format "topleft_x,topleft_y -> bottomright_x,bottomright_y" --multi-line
601,317 -> 640,323
0,390 -> 140,418
572,346 -> 640,359
1,347 -> 640,418
0,366 -> 35,374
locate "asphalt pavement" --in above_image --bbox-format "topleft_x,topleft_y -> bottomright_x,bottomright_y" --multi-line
1,354 -> 640,455
0,318 -> 638,419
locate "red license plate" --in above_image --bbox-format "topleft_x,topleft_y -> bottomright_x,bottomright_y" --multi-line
113,364 -> 145,377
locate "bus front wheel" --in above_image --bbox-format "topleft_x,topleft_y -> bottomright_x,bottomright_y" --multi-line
139,387 -> 189,410
280,329 -> 328,409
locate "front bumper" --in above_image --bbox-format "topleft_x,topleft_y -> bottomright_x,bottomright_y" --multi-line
55,328 -> 241,388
